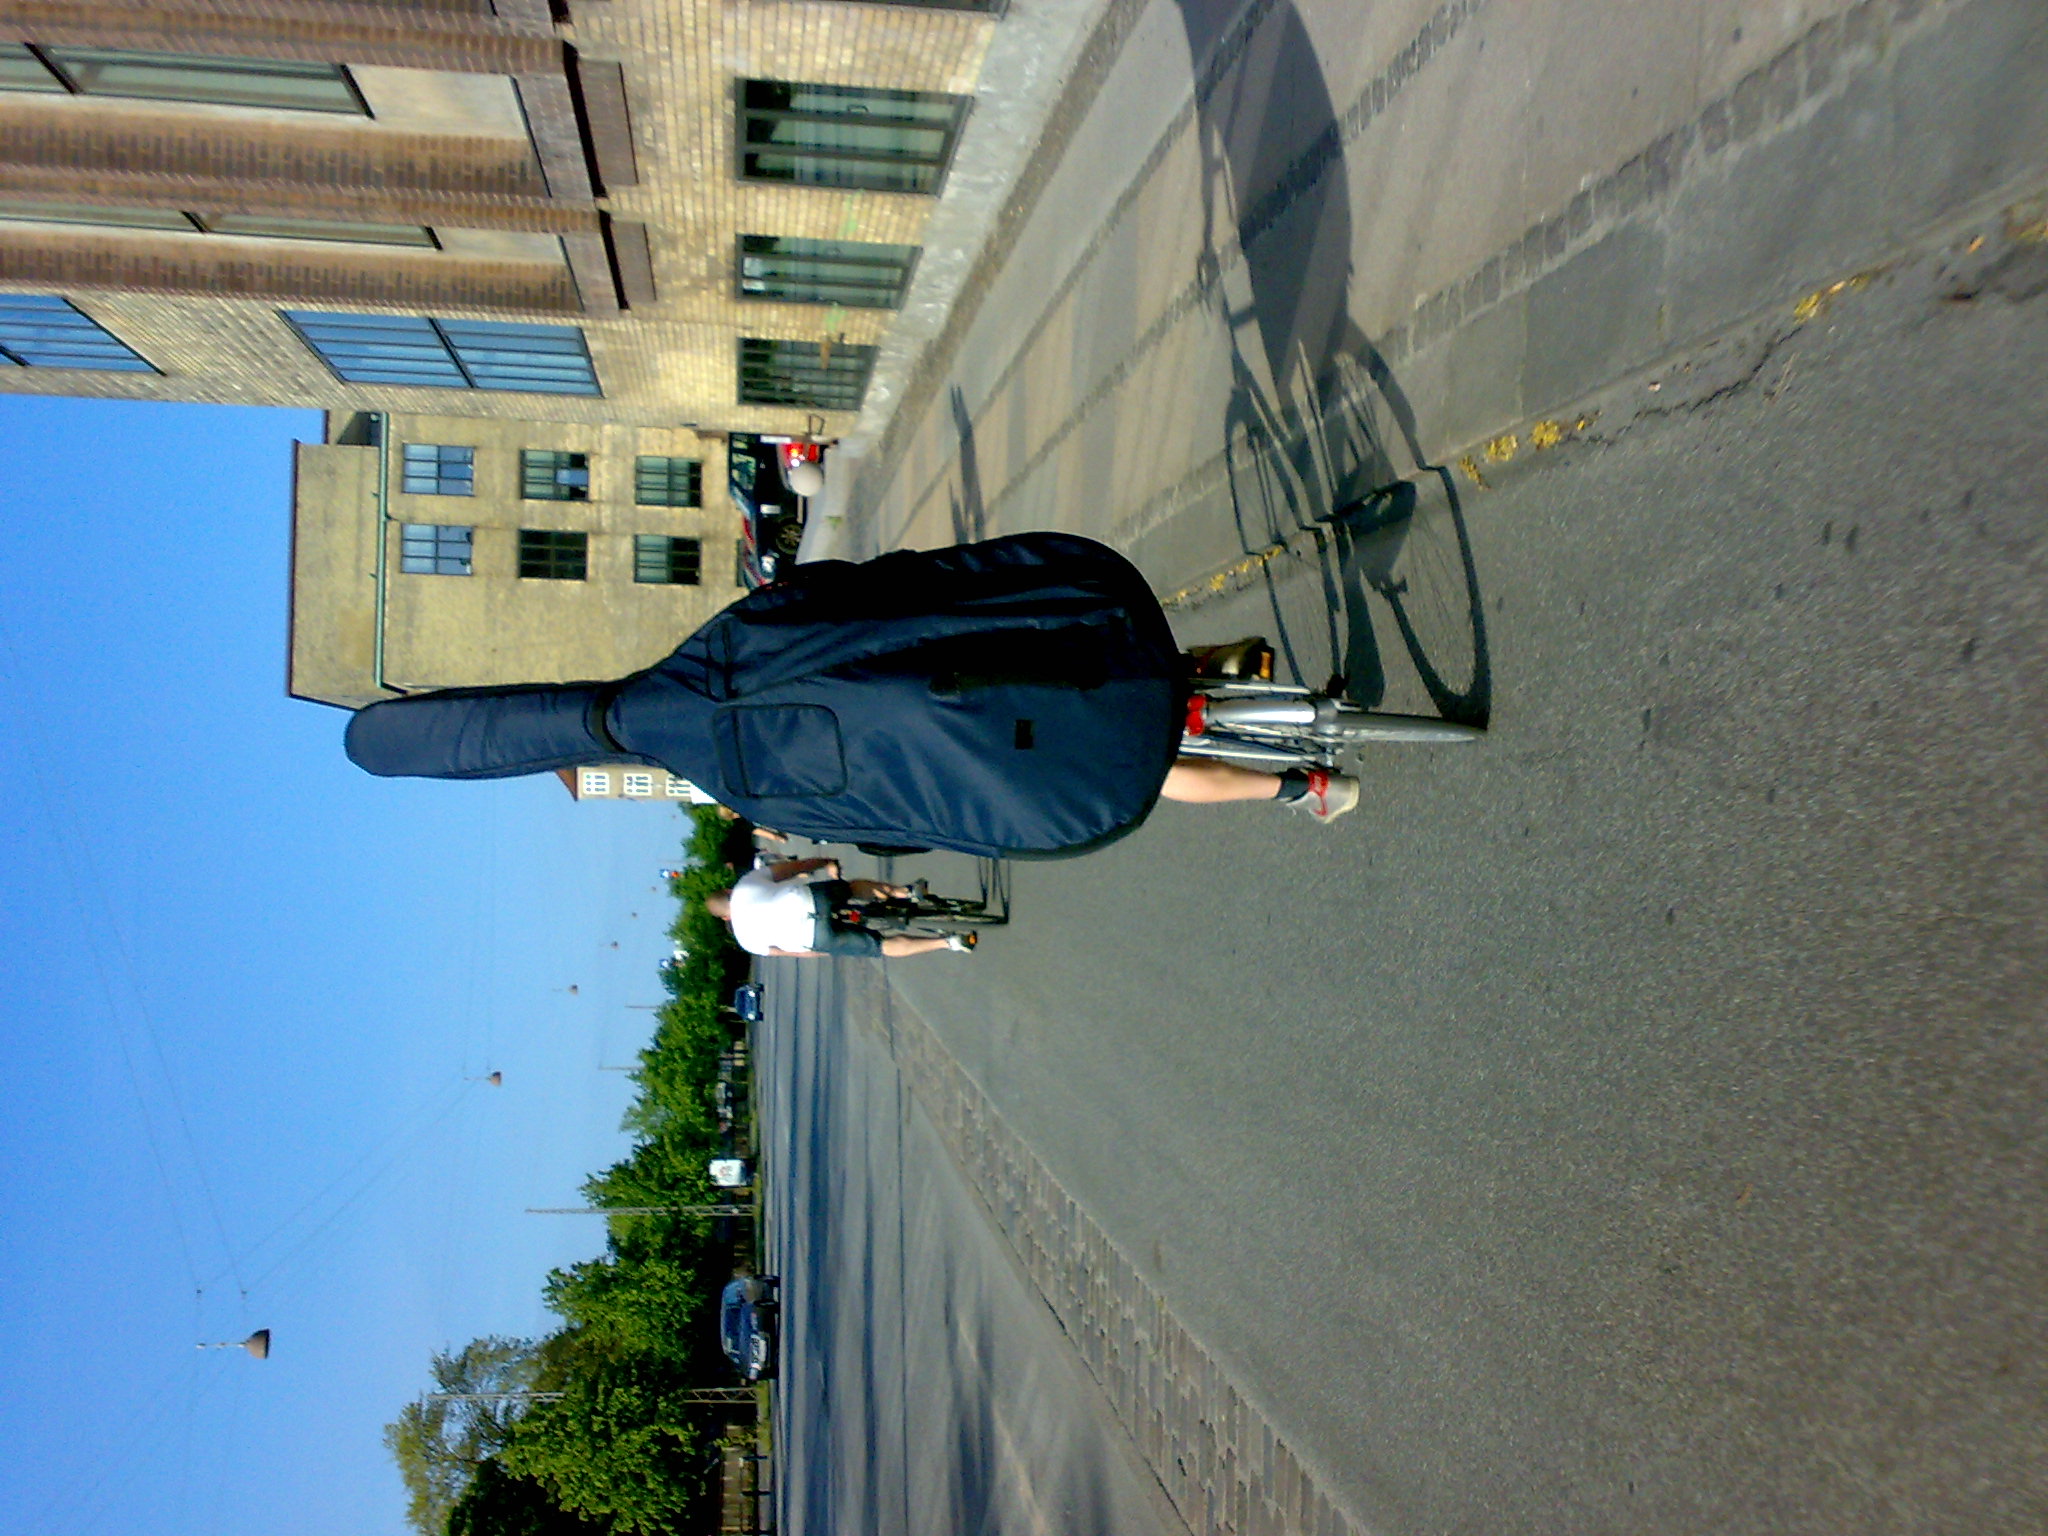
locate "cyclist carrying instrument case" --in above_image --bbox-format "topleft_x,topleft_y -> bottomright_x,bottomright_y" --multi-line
344,533 -> 1186,859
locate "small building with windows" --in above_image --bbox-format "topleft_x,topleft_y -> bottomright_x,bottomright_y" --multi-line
290,409 -> 739,708
555,765 -> 713,804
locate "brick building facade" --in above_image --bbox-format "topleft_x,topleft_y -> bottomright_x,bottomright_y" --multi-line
0,0 -> 998,432
0,0 -> 1004,705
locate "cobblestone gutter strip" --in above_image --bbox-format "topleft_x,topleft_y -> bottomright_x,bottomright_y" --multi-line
851,970 -> 1368,1536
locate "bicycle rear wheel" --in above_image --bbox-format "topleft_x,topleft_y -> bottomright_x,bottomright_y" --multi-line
1319,707 -> 1483,743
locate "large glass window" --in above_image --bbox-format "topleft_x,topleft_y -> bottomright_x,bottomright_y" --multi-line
284,313 -> 601,396
0,202 -> 431,246
0,201 -> 192,231
204,213 -> 433,246
634,535 -> 702,586
0,46 -> 364,113
518,529 -> 587,580
738,234 -> 919,309
737,80 -> 969,194
521,450 -> 590,501
634,456 -> 701,508
400,524 -> 474,575
0,44 -> 66,94
401,445 -> 474,497
738,336 -> 876,412
0,201 -> 433,245
0,294 -> 152,371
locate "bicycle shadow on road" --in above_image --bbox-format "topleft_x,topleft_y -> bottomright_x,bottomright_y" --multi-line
947,384 -> 989,545
1172,0 -> 1490,724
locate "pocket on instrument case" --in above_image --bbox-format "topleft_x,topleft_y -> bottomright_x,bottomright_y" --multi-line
713,705 -> 848,798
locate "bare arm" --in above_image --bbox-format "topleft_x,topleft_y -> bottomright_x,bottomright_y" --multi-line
765,858 -> 839,883
767,945 -> 822,958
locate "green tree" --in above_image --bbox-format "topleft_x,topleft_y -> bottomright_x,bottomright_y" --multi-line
446,1459 -> 612,1536
384,1336 -> 542,1536
498,1350 -> 709,1535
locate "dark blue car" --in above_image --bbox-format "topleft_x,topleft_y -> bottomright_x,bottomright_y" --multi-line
731,983 -> 764,1023
720,1276 -> 778,1382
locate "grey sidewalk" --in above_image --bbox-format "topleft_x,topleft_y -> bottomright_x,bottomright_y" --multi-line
819,0 -> 2048,591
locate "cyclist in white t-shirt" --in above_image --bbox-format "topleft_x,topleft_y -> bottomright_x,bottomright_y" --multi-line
706,859 -> 972,960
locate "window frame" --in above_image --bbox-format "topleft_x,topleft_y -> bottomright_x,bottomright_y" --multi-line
3,45 -> 369,115
633,455 -> 702,508
283,312 -> 602,397
633,534 -> 703,587
517,528 -> 588,581
0,293 -> 155,372
0,201 -> 435,247
520,449 -> 591,502
736,79 -> 971,195
399,444 -> 475,498
737,335 -> 878,412
398,522 -> 475,576
736,233 -> 920,309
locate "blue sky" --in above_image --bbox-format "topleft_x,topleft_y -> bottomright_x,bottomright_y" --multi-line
0,395 -> 688,1536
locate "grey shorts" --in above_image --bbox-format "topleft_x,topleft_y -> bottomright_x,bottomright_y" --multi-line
808,880 -> 883,958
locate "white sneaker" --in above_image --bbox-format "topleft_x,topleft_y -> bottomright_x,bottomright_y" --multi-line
944,933 -> 978,953
1285,769 -> 1360,824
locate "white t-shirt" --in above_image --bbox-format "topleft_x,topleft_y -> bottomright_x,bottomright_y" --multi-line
727,867 -> 820,955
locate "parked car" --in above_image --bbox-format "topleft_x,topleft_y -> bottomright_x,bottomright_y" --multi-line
731,983 -> 764,1023
729,433 -> 826,589
719,1276 -> 778,1382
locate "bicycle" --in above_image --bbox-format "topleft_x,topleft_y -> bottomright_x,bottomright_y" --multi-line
1176,637 -> 1482,771
836,881 -> 1006,942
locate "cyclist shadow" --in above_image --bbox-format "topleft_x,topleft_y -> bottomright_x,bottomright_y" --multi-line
1175,0 -> 1490,726
948,384 -> 988,545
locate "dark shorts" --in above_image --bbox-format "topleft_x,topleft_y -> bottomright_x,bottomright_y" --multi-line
807,879 -> 882,958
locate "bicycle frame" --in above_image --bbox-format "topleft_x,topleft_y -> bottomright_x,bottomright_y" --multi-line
1179,679 -> 1482,767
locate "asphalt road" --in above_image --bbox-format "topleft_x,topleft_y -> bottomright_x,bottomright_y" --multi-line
867,251 -> 2048,1535
770,1 -> 2048,1532
758,961 -> 1186,1536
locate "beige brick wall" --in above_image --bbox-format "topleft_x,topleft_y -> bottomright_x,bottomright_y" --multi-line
0,1 -> 999,438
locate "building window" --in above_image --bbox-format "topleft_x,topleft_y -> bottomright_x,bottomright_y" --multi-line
521,450 -> 590,501
0,46 -> 366,114
737,80 -> 970,195
0,201 -> 434,246
400,524 -> 473,575
0,201 -> 193,232
401,445 -> 474,497
283,312 -> 601,396
201,214 -> 433,246
578,768 -> 612,796
0,293 -> 152,371
518,529 -> 587,581
738,235 -> 920,309
621,772 -> 654,797
634,535 -> 702,586
634,456 -> 701,507
664,776 -> 694,799
738,336 -> 876,412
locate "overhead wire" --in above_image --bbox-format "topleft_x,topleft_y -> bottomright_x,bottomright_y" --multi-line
0,612 -> 213,1299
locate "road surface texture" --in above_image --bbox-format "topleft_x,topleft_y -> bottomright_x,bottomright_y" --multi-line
772,1 -> 2048,1533
758,961 -> 1187,1536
